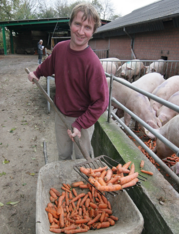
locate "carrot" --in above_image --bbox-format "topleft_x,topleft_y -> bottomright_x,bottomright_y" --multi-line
101,195 -> 108,204
70,193 -> 86,203
58,194 -> 65,207
45,207 -> 59,219
122,178 -> 138,189
100,211 -> 106,222
107,201 -> 111,210
107,176 -> 120,184
85,198 -> 90,208
69,192 -> 73,200
89,172 -> 101,177
71,201 -> 76,209
72,188 -> 77,197
104,169 -> 113,182
57,205 -> 63,216
78,208 -> 82,216
141,169 -> 153,175
100,170 -> 107,179
80,167 -> 90,175
50,190 -> 58,200
65,191 -> 69,206
119,172 -> 138,185
100,209 -> 112,215
116,164 -> 130,174
51,188 -> 61,197
110,215 -> 118,221
75,218 -> 90,224
66,205 -> 69,213
98,184 -> 122,192
122,161 -> 131,169
72,181 -> 84,187
89,202 -> 97,209
49,228 -> 62,233
129,163 -> 135,175
47,202 -> 54,208
108,217 -> 115,225
48,213 -> 54,223
59,207 -> 64,228
63,184 -> 70,190
79,184 -> 88,189
87,213 -> 101,225
98,177 -> 107,186
50,196 -> 56,203
99,221 -> 110,228
93,166 -> 108,173
98,203 -> 108,209
80,194 -> 89,207
89,208 -> 94,218
76,198 -> 81,210
64,229 -> 88,233
112,166 -> 117,173
140,160 -> 145,169
87,192 -> 93,202
82,205 -> 87,215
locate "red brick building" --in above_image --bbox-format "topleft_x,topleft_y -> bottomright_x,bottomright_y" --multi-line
89,0 -> 179,61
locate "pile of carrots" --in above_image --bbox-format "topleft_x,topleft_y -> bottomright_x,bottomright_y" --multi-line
46,182 -> 118,233
137,139 -> 179,171
80,161 -> 139,192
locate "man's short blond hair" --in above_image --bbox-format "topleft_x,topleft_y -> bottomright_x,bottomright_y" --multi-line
69,3 -> 101,33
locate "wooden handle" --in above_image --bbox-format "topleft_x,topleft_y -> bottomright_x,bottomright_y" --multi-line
25,68 -> 91,161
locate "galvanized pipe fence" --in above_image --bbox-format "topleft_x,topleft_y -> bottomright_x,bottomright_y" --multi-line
99,58 -> 179,80
106,72 -> 179,185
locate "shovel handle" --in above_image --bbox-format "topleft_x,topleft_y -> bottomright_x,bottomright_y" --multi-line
25,68 -> 91,161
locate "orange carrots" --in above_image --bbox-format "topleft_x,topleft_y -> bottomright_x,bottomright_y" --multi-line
72,181 -> 84,187
141,169 -> 153,175
104,169 -> 113,182
140,160 -> 145,169
122,178 -> 139,189
119,172 -> 138,185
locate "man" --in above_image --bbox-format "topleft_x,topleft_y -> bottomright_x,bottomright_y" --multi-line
28,3 -> 109,160
37,39 -> 43,64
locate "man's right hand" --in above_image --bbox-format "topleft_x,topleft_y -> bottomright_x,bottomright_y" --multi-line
28,72 -> 39,83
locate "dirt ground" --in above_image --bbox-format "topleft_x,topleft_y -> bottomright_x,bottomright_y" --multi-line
0,55 -> 58,234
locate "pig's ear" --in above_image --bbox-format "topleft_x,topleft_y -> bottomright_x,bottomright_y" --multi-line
143,127 -> 156,139
127,67 -> 133,70
156,117 -> 162,127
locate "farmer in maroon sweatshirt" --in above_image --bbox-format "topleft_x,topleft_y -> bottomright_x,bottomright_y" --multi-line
28,3 -> 109,160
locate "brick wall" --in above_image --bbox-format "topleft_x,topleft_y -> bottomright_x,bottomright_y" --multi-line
90,21 -> 179,61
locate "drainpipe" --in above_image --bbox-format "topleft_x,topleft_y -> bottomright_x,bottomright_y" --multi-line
123,27 -> 136,59
2,26 -> 7,55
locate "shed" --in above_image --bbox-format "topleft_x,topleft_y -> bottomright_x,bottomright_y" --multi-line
0,18 -> 110,55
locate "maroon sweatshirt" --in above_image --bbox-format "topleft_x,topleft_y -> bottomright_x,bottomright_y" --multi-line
34,40 -> 109,131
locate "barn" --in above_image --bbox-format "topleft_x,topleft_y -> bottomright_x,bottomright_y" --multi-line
89,0 -> 179,62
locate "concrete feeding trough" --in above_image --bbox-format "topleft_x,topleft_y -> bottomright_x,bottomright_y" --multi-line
36,160 -> 144,234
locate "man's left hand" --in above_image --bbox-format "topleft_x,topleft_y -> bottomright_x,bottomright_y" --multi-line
67,128 -> 81,142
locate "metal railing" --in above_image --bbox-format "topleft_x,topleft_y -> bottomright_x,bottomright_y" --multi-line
106,72 -> 179,185
100,59 -> 179,81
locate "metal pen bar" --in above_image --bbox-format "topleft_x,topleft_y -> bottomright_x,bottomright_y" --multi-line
111,112 -> 179,185
110,76 -> 179,113
112,97 -> 179,156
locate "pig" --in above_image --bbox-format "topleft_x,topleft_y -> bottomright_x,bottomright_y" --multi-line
157,91 -> 179,126
147,115 -> 179,159
132,72 -> 165,94
116,59 -> 145,82
145,59 -> 166,76
100,57 -> 121,69
150,75 -> 179,116
106,78 -> 161,129
101,61 -> 117,75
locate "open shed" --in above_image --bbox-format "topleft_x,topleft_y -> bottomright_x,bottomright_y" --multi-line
0,18 -> 110,55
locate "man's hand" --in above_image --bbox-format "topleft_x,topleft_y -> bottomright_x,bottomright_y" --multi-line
28,72 -> 39,83
67,128 -> 81,142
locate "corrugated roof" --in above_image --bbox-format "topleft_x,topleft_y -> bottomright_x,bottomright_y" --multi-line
95,0 -> 179,34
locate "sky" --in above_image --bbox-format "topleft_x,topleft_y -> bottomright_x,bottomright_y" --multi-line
110,0 -> 160,16
65,0 -> 160,17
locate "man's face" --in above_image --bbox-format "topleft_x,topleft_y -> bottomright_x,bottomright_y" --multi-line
70,11 -> 94,51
